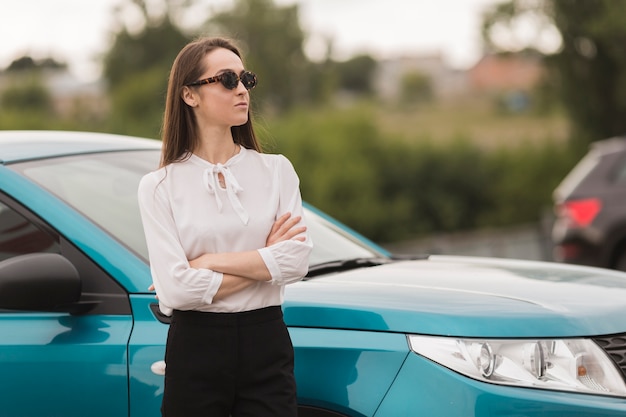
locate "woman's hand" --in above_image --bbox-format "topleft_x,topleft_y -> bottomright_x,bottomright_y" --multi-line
149,213 -> 305,287
148,283 -> 158,299
266,212 -> 306,247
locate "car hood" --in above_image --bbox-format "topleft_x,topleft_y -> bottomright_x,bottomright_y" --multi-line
283,256 -> 626,338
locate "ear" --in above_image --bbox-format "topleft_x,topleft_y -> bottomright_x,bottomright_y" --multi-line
181,86 -> 198,108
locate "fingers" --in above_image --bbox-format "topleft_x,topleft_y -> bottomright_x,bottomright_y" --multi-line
148,283 -> 158,299
277,215 -> 301,235
281,225 -> 307,241
269,212 -> 291,235
266,213 -> 306,246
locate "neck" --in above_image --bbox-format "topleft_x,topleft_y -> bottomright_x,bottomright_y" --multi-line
194,139 -> 238,165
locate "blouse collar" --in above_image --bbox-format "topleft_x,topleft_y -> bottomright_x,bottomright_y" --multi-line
189,146 -> 249,225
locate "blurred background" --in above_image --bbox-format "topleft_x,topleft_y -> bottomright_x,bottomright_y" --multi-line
1,0 -> 625,260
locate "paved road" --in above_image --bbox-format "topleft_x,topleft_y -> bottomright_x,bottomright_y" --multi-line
384,223 -> 553,262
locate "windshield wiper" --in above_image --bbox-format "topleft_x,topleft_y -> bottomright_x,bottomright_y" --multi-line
305,257 -> 392,279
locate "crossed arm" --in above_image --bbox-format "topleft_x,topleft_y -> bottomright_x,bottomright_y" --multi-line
193,212 -> 306,300
150,212 -> 307,300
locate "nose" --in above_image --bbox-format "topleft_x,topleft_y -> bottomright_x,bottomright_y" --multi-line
235,80 -> 248,94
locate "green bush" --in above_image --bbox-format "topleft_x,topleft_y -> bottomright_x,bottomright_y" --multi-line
106,67 -> 167,138
1,76 -> 53,114
265,105 -> 387,239
480,140 -> 581,227
265,105 -> 576,243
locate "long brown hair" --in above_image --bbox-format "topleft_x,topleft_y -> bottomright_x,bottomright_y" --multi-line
160,37 -> 261,168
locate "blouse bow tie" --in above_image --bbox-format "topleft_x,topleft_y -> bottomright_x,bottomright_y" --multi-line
203,164 -> 249,225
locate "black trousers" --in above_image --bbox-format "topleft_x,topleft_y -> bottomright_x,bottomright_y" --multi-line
162,306 -> 297,417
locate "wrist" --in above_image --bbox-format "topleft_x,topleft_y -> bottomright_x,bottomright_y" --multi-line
190,253 -> 215,270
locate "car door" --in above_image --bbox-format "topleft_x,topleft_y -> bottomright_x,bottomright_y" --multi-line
0,197 -> 133,417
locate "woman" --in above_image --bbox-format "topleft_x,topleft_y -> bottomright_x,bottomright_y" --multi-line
138,37 -> 312,417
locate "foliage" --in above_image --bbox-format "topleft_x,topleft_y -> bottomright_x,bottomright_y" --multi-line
305,60 -> 339,105
0,75 -> 53,114
266,104 -> 572,243
103,11 -> 190,135
480,139 -> 579,227
103,18 -> 189,89
5,56 -> 67,73
265,105 -> 386,238
482,0 -> 626,146
106,66 -> 167,138
205,0 -> 310,111
549,0 -> 626,145
399,71 -> 433,105
100,0 -> 337,124
333,54 -> 378,95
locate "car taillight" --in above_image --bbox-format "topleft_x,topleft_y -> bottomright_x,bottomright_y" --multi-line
558,198 -> 602,227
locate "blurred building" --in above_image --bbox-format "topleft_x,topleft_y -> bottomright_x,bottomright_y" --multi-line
468,53 -> 546,112
468,53 -> 545,93
372,52 -> 545,104
374,53 -> 468,101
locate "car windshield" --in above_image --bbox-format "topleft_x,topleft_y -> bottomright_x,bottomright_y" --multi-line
10,149 -> 387,266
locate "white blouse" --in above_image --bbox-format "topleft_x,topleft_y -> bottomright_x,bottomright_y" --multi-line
137,146 -> 313,315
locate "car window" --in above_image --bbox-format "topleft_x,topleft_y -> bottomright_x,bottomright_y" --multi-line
0,200 -> 59,262
553,151 -> 600,201
0,194 -> 131,315
613,156 -> 626,184
12,150 -> 160,260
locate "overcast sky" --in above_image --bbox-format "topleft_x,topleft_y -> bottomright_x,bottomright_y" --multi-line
1,0 -> 507,82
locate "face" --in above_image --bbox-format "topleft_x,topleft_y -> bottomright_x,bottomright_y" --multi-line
182,48 -> 251,130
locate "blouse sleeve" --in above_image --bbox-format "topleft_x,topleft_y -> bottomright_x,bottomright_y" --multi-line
137,171 -> 223,315
257,155 -> 313,285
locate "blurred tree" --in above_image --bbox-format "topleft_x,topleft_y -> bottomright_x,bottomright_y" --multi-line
482,0 -> 626,147
1,77 -> 53,114
103,19 -> 189,89
102,0 -> 321,129
204,0 -> 312,111
2,56 -> 59,115
102,0 -> 191,136
269,105 -> 389,239
107,67 -> 167,138
5,56 -> 67,72
334,54 -> 377,96
399,71 -> 433,105
38,58 -> 67,71
6,56 -> 38,72
0,55 -> 89,130
306,59 -> 339,105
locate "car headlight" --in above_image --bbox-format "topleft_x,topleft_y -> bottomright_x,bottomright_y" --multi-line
408,335 -> 626,397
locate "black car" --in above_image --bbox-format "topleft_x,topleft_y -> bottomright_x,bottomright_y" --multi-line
552,136 -> 626,270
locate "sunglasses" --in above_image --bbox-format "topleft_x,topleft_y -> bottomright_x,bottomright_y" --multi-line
185,70 -> 257,90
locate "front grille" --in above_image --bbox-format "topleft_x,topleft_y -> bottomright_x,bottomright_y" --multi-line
593,334 -> 626,379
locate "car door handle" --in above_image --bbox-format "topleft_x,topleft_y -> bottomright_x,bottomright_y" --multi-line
151,360 -> 166,375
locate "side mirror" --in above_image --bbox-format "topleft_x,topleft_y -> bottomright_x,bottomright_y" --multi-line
0,253 -> 81,312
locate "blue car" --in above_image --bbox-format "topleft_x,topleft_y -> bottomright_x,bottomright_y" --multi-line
2,130 -> 626,417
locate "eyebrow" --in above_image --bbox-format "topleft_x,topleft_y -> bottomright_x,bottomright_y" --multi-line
199,67 -> 246,80
220,68 -> 244,73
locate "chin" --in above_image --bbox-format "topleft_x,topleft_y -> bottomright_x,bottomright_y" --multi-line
232,116 -> 249,127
